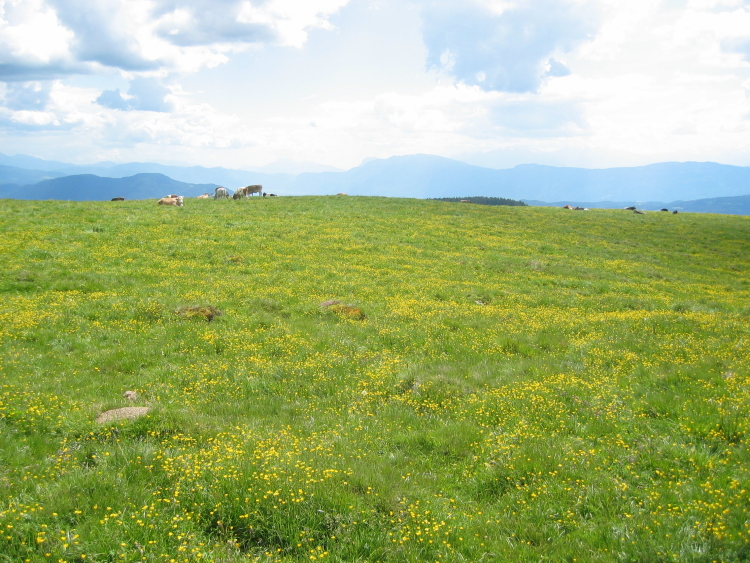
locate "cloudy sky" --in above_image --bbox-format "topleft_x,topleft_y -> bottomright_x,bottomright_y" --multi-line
1,0 -> 749,170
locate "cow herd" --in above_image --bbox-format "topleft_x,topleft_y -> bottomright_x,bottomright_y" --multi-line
561,204 -> 680,214
209,185 -> 277,201
108,185 -> 277,206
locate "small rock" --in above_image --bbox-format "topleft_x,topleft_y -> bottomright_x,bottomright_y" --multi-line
123,390 -> 138,401
320,300 -> 341,308
96,407 -> 150,424
330,304 -> 366,319
175,305 -> 222,322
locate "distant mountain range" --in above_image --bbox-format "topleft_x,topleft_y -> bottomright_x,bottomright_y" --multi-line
0,174 -> 217,201
282,155 -> 750,202
1,152 -> 749,214
0,153 -> 297,192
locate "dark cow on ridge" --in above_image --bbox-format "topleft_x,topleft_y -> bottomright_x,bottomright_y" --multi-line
111,197 -> 125,201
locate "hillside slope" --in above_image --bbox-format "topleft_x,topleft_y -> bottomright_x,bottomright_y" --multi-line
1,197 -> 748,562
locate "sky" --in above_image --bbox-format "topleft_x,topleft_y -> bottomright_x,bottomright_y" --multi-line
0,0 -> 749,171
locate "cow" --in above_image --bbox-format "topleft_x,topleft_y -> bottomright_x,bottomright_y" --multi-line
111,197 -> 125,201
237,184 -> 263,197
460,199 -> 471,203
673,210 -> 679,214
634,209 -> 646,215
197,193 -> 211,199
165,194 -> 179,199
624,206 -> 637,210
268,193 -> 278,197
661,208 -> 669,212
214,187 -> 230,199
563,205 -> 573,209
158,196 -> 183,207
337,193 -> 348,196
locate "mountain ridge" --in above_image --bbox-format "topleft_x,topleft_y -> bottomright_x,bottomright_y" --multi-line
2,152 -> 750,206
0,173 -> 218,201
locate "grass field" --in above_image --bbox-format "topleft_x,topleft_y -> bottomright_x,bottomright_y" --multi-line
1,196 -> 749,562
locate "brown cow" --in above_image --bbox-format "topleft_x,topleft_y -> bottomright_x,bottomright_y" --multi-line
197,193 -> 211,199
158,196 -> 183,207
236,184 -> 262,197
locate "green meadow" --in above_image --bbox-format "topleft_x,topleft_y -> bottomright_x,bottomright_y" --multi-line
1,196 -> 749,563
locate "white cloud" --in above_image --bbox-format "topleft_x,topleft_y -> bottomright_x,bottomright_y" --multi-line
420,0 -> 600,92
236,0 -> 350,47
0,0 -> 77,79
1,0 -> 750,169
0,0 -> 351,81
4,80 -> 52,110
97,77 -> 174,112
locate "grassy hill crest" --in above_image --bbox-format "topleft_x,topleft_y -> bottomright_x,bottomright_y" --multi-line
0,196 -> 748,562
